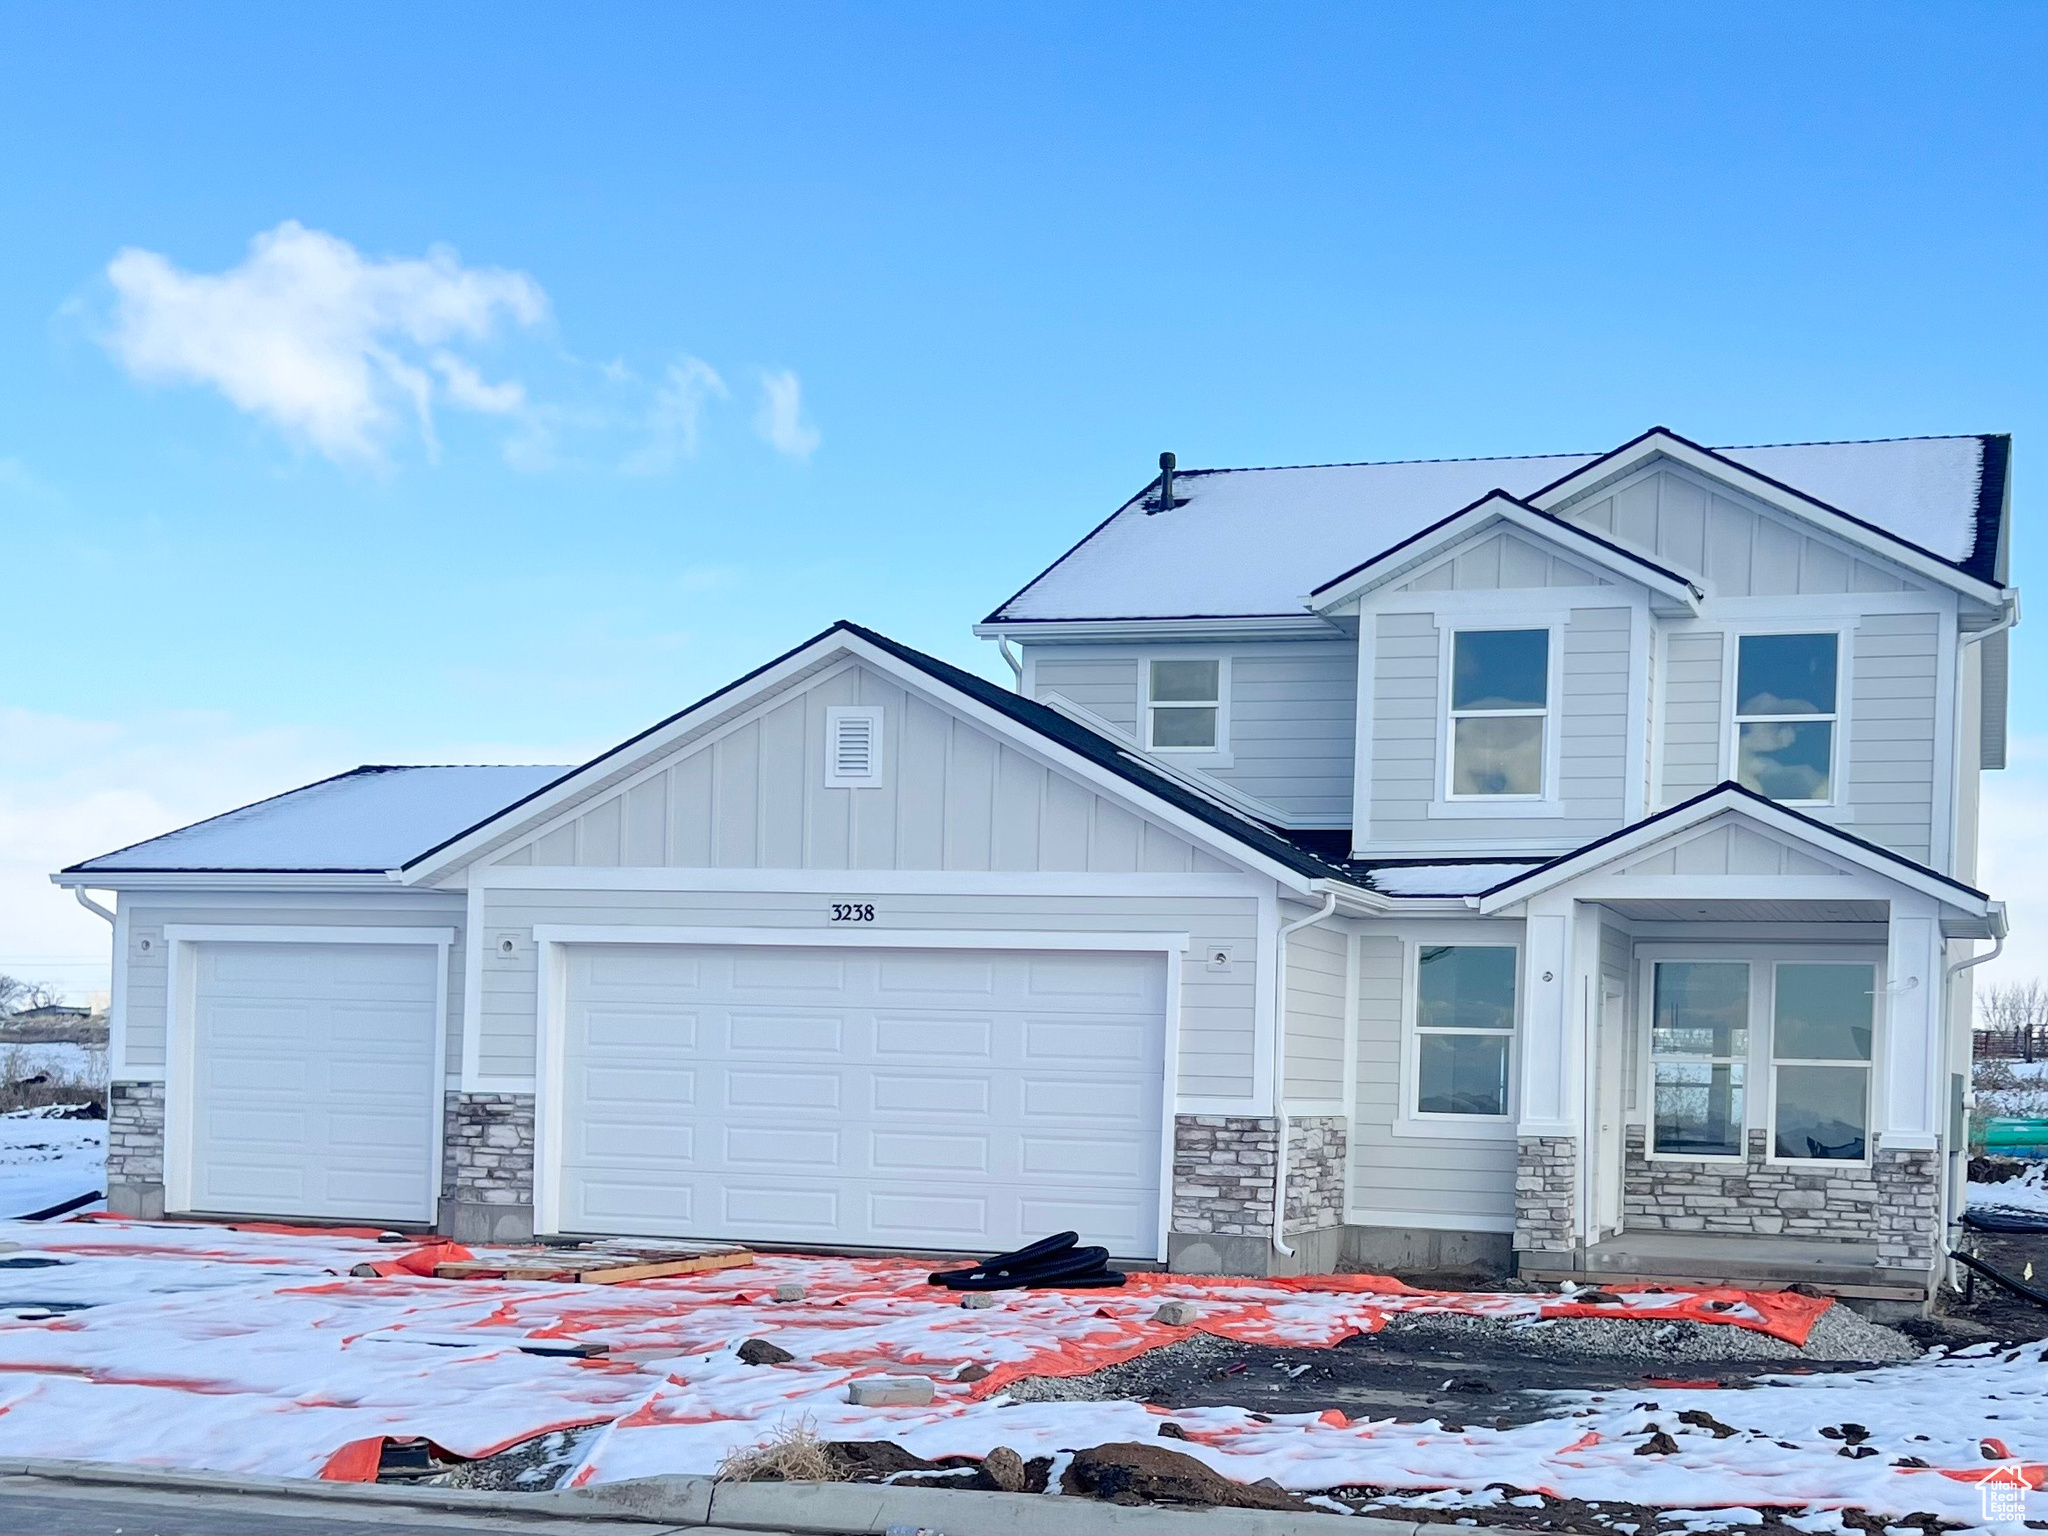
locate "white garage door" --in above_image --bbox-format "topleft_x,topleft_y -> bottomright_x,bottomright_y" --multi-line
187,942 -> 440,1222
556,944 -> 1167,1258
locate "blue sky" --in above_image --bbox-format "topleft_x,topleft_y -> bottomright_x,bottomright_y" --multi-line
3,3 -> 2044,995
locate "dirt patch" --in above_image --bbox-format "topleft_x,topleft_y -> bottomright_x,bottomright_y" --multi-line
1003,1304 -> 1918,1427
1939,1227 -> 2048,1344
1062,1441 -> 1311,1511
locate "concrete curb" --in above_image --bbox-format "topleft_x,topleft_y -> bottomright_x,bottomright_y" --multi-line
0,1454 -> 1531,1536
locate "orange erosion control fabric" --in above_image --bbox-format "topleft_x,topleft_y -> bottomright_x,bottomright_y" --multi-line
5,1220 -> 2019,1525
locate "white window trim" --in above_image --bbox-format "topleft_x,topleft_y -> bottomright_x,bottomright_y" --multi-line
1634,942 -> 1885,1169
1392,935 -> 1522,1140
823,705 -> 884,788
1720,621 -> 1853,812
1144,654 -> 1232,763
1433,620 -> 1565,816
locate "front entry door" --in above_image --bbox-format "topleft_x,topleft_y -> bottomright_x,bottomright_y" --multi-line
1591,981 -> 1626,1236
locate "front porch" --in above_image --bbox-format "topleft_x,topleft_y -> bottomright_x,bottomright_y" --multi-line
1480,788 -> 2003,1305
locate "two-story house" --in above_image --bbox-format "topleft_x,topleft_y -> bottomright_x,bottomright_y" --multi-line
56,427 -> 2014,1311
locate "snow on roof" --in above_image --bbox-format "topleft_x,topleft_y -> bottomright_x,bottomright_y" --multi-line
66,765 -> 571,873
1363,862 -> 1544,898
990,435 -> 1998,622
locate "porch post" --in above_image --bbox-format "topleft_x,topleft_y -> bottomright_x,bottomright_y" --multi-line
1878,895 -> 1944,1277
1514,894 -> 1578,1254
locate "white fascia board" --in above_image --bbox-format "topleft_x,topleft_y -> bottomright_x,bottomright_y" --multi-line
1475,794 -> 1992,918
1530,434 -> 2004,605
1306,497 -> 1700,615
973,616 -> 1345,643
50,871 -> 404,893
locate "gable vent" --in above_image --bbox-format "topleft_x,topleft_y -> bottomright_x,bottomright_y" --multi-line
824,706 -> 884,788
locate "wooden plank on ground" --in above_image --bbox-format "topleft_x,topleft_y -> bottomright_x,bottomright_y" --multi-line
433,1246 -> 753,1284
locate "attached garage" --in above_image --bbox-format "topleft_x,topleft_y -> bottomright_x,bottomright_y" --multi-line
543,940 -> 1170,1259
168,933 -> 448,1223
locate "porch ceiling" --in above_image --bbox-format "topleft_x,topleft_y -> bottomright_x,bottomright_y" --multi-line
1594,896 -> 1889,924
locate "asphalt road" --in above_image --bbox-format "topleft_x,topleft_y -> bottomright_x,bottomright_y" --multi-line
0,1477 -> 723,1536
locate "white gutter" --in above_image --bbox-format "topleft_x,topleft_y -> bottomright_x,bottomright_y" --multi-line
997,637 -> 1024,687
1959,590 -> 2020,648
1270,889 -> 1340,1260
72,888 -> 114,925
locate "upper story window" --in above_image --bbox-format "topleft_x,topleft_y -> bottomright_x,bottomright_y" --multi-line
1448,628 -> 1549,797
1734,633 -> 1838,803
1147,659 -> 1222,751
1413,943 -> 1517,1118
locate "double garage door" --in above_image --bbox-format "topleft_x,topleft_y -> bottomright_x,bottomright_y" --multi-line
554,944 -> 1168,1259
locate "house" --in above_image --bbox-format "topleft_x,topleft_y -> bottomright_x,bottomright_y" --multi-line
3,1004 -> 93,1028
54,426 -> 2015,1310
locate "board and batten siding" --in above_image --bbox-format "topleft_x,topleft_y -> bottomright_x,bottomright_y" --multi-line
1366,607 -> 1634,848
114,896 -> 466,1075
1025,641 -> 1358,825
493,661 -> 1237,878
475,886 -> 1263,1100
1348,933 -> 1517,1227
1560,466 -> 1918,598
1282,917 -> 1348,1104
1396,529 -> 1615,592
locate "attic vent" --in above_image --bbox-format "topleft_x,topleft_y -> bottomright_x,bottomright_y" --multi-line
824,706 -> 884,788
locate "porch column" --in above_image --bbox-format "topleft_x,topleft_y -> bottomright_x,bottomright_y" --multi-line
1877,895 -> 1944,1275
1514,894 -> 1579,1253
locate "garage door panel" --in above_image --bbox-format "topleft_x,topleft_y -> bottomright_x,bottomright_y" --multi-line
874,1015 -> 994,1057
581,1005 -> 698,1051
189,942 -> 438,1224
559,944 -> 1164,1256
577,1120 -> 693,1162
730,1012 -> 845,1054
726,1125 -> 839,1168
870,1073 -> 990,1115
722,1185 -> 840,1229
571,1177 -> 695,1224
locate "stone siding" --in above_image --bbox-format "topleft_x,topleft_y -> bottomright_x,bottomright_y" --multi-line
1624,1126 -> 1882,1238
107,1081 -> 165,1215
1873,1146 -> 1940,1272
442,1092 -> 536,1206
1171,1116 -> 1276,1238
1284,1115 -> 1347,1236
1514,1135 -> 1577,1252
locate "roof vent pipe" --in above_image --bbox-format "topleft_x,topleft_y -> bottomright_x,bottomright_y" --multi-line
1155,451 -> 1175,513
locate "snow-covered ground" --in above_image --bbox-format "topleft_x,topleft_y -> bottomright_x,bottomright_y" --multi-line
0,1109 -> 104,1219
0,1042 -> 108,1086
1970,1160 -> 2048,1214
0,1221 -> 2030,1528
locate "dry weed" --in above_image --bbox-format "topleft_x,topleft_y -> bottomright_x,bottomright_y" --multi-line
715,1416 -> 844,1483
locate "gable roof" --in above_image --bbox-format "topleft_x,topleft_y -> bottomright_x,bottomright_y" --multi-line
61,765 -> 570,875
1472,780 -> 1995,921
984,432 -> 2007,623
1304,488 -> 1701,612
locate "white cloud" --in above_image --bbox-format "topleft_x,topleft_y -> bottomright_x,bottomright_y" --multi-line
102,221 -> 547,462
623,357 -> 728,474
753,368 -> 820,461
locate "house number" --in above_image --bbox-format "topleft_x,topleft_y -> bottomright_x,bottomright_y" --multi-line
830,903 -> 876,923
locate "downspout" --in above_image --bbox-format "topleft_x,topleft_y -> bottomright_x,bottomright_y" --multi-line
1959,591 -> 2020,651
72,888 -> 114,925
997,637 -> 1024,689
1938,926 -> 2007,1288
1271,890 -> 1340,1259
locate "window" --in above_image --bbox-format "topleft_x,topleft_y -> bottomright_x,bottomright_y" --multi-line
823,706 -> 883,787
1735,633 -> 1838,803
1449,629 -> 1548,797
1413,945 -> 1517,1117
1147,659 -> 1221,750
1650,961 -> 1748,1156
1771,962 -> 1873,1161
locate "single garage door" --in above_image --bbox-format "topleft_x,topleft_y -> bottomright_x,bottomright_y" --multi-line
556,944 -> 1167,1258
188,942 -> 440,1222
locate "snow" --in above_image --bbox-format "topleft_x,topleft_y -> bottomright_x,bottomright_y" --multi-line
1969,1161 -> 2048,1214
0,1110 -> 103,1220
1367,862 -> 1545,897
0,1220 -> 2032,1529
992,437 -> 1990,622
71,764 -> 570,873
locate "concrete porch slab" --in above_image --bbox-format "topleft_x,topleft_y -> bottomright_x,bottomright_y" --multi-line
1517,1229 -> 1929,1301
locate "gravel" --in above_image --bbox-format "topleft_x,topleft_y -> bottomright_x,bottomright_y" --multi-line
1369,1303 -> 1920,1364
